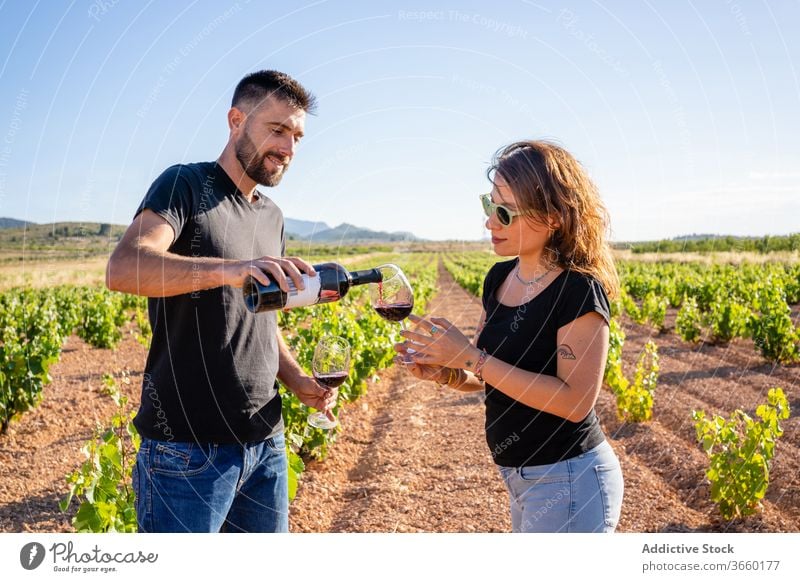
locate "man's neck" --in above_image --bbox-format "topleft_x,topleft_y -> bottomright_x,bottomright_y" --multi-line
217,146 -> 259,203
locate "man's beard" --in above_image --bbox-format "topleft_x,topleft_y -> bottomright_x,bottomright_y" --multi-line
235,129 -> 289,187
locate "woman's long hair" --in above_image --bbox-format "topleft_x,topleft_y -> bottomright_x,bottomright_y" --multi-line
489,140 -> 620,298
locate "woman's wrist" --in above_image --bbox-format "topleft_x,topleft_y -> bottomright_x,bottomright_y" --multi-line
436,368 -> 468,389
472,349 -> 489,382
436,367 -> 462,385
451,369 -> 468,389
461,346 -> 483,371
435,367 -> 453,385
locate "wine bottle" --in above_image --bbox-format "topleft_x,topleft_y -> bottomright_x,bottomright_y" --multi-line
243,262 -> 383,313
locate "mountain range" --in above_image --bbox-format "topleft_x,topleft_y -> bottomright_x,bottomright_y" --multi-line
0,217 -> 419,242
285,218 -> 416,242
0,217 -> 31,229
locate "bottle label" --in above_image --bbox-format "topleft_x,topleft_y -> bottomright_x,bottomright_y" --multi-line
284,274 -> 322,309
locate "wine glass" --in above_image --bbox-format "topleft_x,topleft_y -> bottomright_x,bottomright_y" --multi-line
370,264 -> 415,363
308,336 -> 350,430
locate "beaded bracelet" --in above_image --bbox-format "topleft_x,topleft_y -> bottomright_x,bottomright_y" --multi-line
473,349 -> 488,382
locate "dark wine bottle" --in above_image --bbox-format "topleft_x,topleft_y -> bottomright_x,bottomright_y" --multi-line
243,262 -> 383,313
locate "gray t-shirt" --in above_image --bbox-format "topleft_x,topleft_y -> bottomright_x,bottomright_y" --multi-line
132,161 -> 285,444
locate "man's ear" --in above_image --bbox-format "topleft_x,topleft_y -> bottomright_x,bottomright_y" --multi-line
228,107 -> 246,131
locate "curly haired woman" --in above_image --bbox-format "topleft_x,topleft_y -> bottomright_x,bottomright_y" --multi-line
397,140 -> 624,533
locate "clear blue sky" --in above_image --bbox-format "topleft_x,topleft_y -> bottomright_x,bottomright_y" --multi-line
0,0 -> 797,241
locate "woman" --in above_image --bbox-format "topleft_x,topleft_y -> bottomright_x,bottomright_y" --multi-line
397,140 -> 623,533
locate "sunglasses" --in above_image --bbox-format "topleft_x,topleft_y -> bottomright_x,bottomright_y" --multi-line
480,193 -> 525,227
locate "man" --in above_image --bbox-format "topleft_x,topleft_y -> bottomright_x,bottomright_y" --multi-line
106,70 -> 334,532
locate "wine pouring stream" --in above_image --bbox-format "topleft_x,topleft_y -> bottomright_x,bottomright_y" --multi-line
369,263 -> 415,364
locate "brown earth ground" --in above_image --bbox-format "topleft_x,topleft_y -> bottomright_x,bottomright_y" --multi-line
1,264 -> 798,532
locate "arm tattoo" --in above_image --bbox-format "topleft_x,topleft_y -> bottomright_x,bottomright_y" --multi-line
556,344 -> 577,360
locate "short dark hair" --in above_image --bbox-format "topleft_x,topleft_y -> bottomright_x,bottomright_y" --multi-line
231,70 -> 317,114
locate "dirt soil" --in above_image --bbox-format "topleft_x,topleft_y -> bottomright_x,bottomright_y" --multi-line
1,266 -> 798,532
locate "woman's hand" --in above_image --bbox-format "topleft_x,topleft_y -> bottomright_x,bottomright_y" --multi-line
393,341 -> 448,382
400,314 -> 481,369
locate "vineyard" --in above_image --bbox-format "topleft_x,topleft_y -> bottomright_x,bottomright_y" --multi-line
1,249 -> 798,532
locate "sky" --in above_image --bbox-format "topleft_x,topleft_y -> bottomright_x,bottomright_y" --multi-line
0,0 -> 798,242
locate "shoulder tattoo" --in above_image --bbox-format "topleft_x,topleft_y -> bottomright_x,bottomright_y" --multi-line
556,344 -> 577,360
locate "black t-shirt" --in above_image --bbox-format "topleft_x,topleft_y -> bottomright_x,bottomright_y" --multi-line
132,162 -> 285,444
477,258 -> 610,467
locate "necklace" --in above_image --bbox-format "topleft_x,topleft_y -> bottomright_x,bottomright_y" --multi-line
514,263 -> 552,287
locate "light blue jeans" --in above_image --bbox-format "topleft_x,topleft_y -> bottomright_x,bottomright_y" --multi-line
133,433 -> 289,532
498,440 -> 624,532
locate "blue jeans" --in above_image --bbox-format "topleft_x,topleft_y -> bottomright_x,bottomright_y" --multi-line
498,440 -> 624,533
133,433 -> 289,532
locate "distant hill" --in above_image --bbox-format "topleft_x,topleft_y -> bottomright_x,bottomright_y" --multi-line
0,217 -> 420,253
0,220 -> 127,263
301,223 -> 418,243
0,217 -> 33,229
0,221 -> 126,240
284,218 -> 331,238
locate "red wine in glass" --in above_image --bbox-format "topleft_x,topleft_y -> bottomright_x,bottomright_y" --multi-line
373,302 -> 413,322
371,264 -> 415,363
308,336 -> 350,430
313,371 -> 349,389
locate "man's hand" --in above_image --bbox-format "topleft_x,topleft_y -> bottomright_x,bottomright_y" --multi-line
289,375 -> 338,420
226,256 -> 316,291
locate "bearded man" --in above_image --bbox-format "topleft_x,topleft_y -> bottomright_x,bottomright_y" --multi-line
107,70 -> 333,532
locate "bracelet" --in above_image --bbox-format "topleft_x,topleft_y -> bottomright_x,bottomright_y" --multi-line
450,368 -> 459,385
436,367 -> 457,386
451,369 -> 468,389
473,349 -> 488,382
